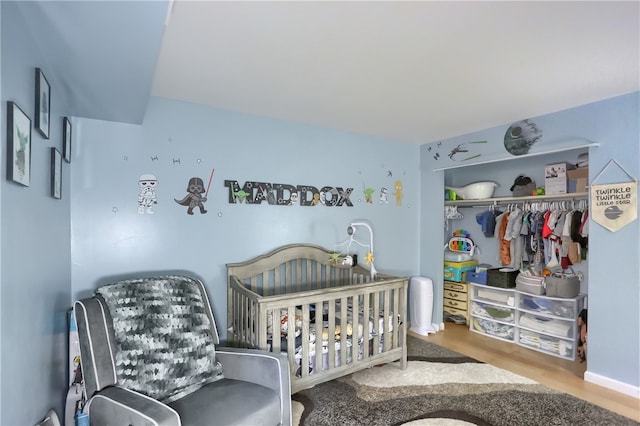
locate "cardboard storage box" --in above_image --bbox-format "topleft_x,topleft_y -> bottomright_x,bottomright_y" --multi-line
444,260 -> 478,282
567,168 -> 588,193
544,162 -> 575,195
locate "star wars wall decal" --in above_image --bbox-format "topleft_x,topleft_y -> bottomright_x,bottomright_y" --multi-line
379,187 -> 389,204
175,169 -> 215,215
131,169 -> 404,215
224,180 -> 355,207
504,119 -> 542,156
392,180 -> 403,206
363,185 -> 375,203
175,177 -> 208,214
137,174 -> 158,214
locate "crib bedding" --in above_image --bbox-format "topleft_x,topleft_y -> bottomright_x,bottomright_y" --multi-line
267,304 -> 396,374
227,243 -> 409,393
267,302 -> 394,342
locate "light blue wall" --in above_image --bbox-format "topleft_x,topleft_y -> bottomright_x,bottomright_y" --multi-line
70,97 -> 422,337
1,2 -> 72,424
421,91 -> 640,391
0,3 -> 3,423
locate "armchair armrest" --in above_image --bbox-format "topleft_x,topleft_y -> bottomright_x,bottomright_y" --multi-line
88,386 -> 181,426
216,347 -> 292,426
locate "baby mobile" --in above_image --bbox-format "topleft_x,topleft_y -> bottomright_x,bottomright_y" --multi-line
331,221 -> 377,280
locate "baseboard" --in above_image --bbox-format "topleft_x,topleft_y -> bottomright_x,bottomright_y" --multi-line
584,370 -> 640,399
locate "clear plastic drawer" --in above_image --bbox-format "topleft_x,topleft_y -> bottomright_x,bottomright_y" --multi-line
517,329 -> 575,359
470,316 -> 515,342
518,293 -> 585,320
471,283 -> 516,307
471,301 -> 515,324
517,312 -> 574,338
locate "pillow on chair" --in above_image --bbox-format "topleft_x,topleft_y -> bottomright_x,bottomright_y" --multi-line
97,275 -> 224,403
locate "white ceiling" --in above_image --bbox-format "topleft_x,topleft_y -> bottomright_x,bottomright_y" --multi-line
19,1 -> 640,145
151,1 -> 640,144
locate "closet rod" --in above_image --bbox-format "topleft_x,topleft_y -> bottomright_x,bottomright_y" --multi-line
446,192 -> 588,209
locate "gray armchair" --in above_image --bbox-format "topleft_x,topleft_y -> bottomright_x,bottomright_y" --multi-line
74,274 -> 291,426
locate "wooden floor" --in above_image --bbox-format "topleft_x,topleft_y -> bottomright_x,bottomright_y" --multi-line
410,324 -> 640,422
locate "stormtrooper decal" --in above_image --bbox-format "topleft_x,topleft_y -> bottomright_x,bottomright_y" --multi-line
175,177 -> 208,215
379,187 -> 389,204
137,174 -> 158,214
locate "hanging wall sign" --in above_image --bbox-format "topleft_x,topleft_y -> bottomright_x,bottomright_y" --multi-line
591,159 -> 638,232
591,181 -> 637,232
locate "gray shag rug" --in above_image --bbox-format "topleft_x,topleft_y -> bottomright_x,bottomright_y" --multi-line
291,335 -> 638,426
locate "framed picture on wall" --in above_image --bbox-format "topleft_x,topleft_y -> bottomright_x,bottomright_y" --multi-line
51,148 -> 62,199
6,101 -> 32,187
63,117 -> 72,163
35,67 -> 51,139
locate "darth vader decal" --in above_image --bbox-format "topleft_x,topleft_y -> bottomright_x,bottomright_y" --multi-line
175,177 -> 208,215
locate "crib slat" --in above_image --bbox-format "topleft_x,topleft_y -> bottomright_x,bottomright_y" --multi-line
305,259 -> 312,290
339,296 -> 348,367
285,307 -> 297,377
295,261 -> 302,291
239,294 -> 246,343
299,305 -> 310,379
352,294 -> 359,365
285,262 -> 293,293
313,302 -> 322,373
383,289 -> 391,353
373,291 -> 380,355
326,299 -> 335,370
362,292 -> 370,361
315,262 -> 322,289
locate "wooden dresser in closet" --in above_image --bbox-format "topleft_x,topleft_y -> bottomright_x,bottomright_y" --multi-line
443,280 -> 470,323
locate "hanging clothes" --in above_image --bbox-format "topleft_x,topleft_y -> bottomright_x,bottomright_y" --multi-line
495,211 -> 511,266
484,200 -> 589,272
505,207 -> 524,269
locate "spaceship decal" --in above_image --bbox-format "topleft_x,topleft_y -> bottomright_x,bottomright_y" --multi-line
504,119 -> 543,156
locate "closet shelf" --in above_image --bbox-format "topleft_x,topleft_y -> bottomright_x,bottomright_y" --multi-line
445,192 -> 588,208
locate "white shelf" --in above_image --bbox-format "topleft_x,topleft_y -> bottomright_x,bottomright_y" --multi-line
432,142 -> 599,172
445,192 -> 588,207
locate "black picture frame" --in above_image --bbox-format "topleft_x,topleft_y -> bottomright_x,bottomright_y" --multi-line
35,68 -> 51,139
6,101 -> 32,187
63,117 -> 72,163
51,147 -> 62,199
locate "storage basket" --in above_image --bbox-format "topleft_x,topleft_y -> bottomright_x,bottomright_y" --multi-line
546,268 -> 580,298
467,270 -> 487,285
487,267 -> 518,288
515,272 -> 546,295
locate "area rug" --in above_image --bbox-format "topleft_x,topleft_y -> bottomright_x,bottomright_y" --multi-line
291,335 -> 638,426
